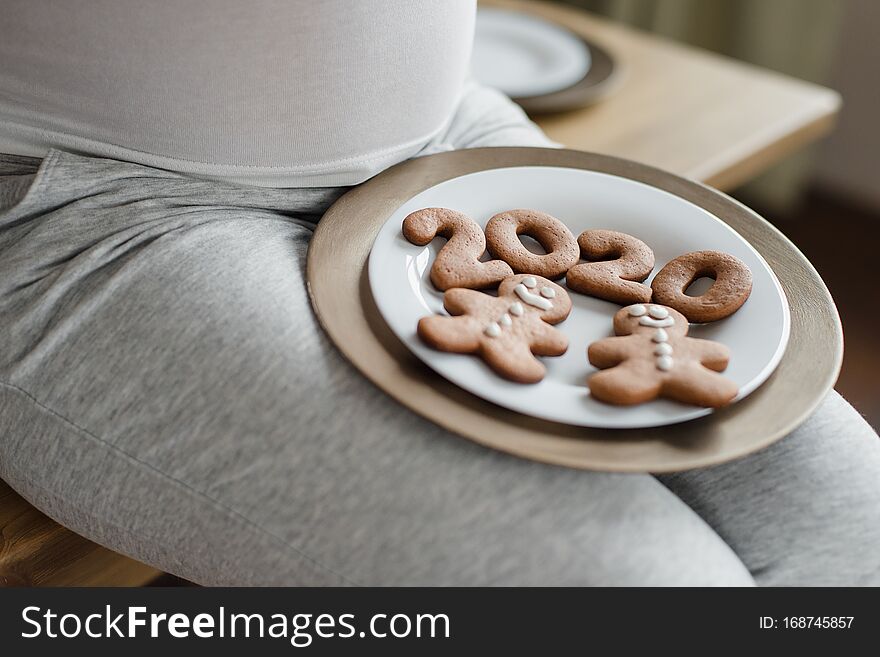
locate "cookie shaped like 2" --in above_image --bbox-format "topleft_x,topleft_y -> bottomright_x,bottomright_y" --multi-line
566,229 -> 655,304
587,303 -> 738,407
402,207 -> 513,291
418,274 -> 572,383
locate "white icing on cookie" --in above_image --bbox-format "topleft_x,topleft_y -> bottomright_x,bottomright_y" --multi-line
627,304 -> 647,317
647,313 -> 675,370
499,313 -> 512,327
654,342 -> 673,356
514,283 -> 553,310
485,322 -> 501,338
540,286 -> 556,299
648,305 -> 669,319
509,302 -> 524,317
639,316 -> 675,328
522,276 -> 537,289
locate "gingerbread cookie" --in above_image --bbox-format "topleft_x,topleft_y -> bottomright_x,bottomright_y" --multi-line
484,209 -> 579,280
587,303 -> 738,407
566,229 -> 655,304
418,274 -> 572,383
651,250 -> 752,323
402,207 -> 513,291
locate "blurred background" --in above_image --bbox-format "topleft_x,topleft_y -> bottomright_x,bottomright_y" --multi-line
482,0 -> 878,428
567,0 -> 879,428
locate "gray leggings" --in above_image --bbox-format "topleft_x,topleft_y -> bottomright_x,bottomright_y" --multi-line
1,142 -> 879,585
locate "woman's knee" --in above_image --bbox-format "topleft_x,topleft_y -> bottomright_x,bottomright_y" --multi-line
660,391 -> 880,585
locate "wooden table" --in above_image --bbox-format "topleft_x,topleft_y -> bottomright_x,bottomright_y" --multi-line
488,0 -> 841,191
0,1 -> 841,588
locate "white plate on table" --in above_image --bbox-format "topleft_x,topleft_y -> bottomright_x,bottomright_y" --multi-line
368,166 -> 790,429
472,7 -> 591,98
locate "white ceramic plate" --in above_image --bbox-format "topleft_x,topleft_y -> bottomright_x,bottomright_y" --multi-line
472,8 -> 591,98
368,166 -> 790,428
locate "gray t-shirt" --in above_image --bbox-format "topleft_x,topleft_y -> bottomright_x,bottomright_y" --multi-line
0,0 -> 475,186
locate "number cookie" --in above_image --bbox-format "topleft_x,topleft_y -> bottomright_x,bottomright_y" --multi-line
566,229 -> 654,304
650,250 -> 752,323
402,207 -> 513,291
484,209 -> 579,280
587,303 -> 738,407
418,274 -> 572,383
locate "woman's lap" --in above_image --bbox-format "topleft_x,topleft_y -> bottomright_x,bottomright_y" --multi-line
0,150 -> 758,585
1,151 -> 878,586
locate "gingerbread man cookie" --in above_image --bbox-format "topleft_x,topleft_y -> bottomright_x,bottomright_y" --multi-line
587,303 -> 738,407
418,274 -> 572,383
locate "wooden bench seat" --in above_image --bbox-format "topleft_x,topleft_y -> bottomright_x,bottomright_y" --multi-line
0,479 -> 159,586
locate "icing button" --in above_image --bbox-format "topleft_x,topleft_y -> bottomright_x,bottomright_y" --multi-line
652,328 -> 668,343
656,355 -> 674,371
509,302 -> 524,317
485,322 -> 501,338
654,342 -> 673,356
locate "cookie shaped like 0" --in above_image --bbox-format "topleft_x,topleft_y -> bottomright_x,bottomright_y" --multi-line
402,208 -> 513,291
651,250 -> 753,323
484,209 -> 580,280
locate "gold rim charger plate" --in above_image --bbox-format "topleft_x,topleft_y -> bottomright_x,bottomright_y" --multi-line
307,148 -> 841,473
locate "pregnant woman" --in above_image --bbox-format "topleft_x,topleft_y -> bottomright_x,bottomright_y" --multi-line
0,0 -> 878,585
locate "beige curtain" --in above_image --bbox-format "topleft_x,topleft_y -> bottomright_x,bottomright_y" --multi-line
559,0 -> 843,207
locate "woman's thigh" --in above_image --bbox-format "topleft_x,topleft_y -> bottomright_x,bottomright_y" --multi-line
660,392 -> 880,586
0,151 -> 753,586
